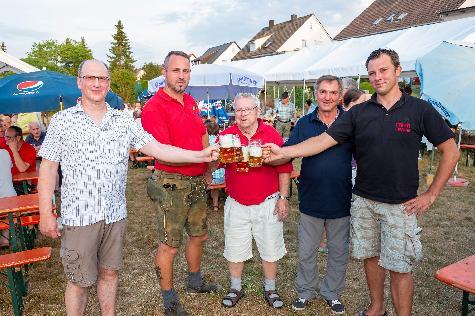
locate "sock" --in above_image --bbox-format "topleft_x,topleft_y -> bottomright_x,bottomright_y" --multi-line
230,276 -> 242,291
161,289 -> 178,310
187,271 -> 202,288
264,278 -> 276,292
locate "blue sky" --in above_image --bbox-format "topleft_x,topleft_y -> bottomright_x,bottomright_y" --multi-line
1,0 -> 374,67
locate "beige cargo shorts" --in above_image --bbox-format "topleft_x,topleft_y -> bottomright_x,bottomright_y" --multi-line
350,194 -> 423,273
147,170 -> 208,248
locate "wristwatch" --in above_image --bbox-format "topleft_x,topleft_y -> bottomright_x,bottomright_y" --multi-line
279,195 -> 290,201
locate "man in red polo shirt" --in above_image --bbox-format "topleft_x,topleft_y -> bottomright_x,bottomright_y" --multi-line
142,51 -> 219,316
218,93 -> 292,309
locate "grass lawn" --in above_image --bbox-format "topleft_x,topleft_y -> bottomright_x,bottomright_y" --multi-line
1,151 -> 474,315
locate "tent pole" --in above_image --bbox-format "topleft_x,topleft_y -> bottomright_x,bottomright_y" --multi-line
302,79 -> 306,116
293,86 -> 296,106
264,80 -> 267,108
207,91 -> 210,119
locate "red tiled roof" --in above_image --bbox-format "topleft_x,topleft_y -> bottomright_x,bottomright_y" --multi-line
233,14 -> 314,61
334,0 -> 467,40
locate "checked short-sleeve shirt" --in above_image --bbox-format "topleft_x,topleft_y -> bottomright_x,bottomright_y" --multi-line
39,103 -> 153,226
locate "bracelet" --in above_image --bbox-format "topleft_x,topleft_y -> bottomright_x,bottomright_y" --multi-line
279,195 -> 290,201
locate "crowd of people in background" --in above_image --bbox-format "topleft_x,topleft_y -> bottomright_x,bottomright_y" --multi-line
0,48 -> 460,316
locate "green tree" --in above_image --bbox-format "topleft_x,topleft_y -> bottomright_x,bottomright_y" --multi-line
0,41 -> 6,52
22,38 -> 93,74
140,62 -> 162,81
23,39 -> 62,72
110,68 -> 137,103
59,37 -> 93,76
107,20 -> 135,72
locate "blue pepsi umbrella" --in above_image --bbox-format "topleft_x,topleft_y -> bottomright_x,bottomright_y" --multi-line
416,41 -> 475,130
0,70 -> 124,114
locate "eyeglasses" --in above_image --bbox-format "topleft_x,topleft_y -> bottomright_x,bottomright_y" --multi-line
234,106 -> 258,114
4,135 -> 15,139
80,75 -> 110,83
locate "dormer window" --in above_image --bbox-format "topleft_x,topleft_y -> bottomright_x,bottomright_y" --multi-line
373,18 -> 383,25
264,41 -> 272,48
397,12 -> 408,21
386,13 -> 395,23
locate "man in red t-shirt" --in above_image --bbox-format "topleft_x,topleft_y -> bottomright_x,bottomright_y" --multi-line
5,126 -> 36,175
5,126 -> 37,194
142,51 -> 219,315
218,93 -> 292,309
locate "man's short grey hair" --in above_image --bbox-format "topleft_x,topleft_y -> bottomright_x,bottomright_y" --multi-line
163,51 -> 190,69
77,59 -> 110,77
314,75 -> 343,93
28,121 -> 40,128
342,77 -> 358,90
233,93 -> 261,109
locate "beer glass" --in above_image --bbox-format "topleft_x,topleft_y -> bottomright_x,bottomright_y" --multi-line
248,139 -> 263,167
236,146 -> 249,172
233,134 -> 243,163
219,134 -> 234,163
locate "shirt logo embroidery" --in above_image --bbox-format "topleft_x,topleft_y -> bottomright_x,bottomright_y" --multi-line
395,121 -> 411,133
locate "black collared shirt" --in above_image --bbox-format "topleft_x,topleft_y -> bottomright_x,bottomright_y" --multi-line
327,93 -> 454,204
285,106 -> 352,218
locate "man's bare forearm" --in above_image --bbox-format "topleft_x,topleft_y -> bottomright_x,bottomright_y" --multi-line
12,150 -> 30,172
140,139 -> 207,164
427,139 -> 460,198
278,173 -> 291,197
38,160 -> 58,217
280,132 -> 338,159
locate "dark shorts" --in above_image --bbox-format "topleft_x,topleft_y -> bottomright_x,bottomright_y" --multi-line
60,219 -> 127,287
147,170 -> 208,248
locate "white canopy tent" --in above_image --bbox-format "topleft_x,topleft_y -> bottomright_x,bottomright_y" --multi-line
228,15 -> 475,83
0,50 -> 38,74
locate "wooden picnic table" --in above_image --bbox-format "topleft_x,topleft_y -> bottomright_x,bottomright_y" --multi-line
460,144 -> 475,167
0,194 -> 40,253
436,254 -> 475,315
13,170 -> 39,194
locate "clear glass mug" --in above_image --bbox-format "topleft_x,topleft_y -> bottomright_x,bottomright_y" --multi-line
248,139 -> 263,167
219,134 -> 234,164
232,134 -> 243,163
236,146 -> 249,172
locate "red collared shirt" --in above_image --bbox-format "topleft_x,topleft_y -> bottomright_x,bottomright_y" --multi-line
142,88 -> 207,176
219,119 -> 293,205
6,141 -> 37,175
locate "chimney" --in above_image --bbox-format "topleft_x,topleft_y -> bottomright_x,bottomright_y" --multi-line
291,14 -> 297,21
268,19 -> 275,28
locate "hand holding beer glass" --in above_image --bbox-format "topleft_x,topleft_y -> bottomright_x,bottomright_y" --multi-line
248,139 -> 263,167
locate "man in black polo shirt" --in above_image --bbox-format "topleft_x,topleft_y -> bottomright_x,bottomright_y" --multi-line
286,75 -> 352,314
265,49 -> 459,316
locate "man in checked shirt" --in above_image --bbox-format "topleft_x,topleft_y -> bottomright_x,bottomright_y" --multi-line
273,91 -> 297,141
38,59 -> 218,316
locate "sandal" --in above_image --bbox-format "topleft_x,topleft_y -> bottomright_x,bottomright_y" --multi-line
264,289 -> 284,309
222,288 -> 244,308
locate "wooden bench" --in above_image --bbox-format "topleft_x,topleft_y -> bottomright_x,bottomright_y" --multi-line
435,254 -> 475,315
135,156 -> 155,168
0,247 -> 52,316
460,144 -> 475,167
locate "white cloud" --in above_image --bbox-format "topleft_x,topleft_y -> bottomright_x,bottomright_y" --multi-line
1,0 -> 375,67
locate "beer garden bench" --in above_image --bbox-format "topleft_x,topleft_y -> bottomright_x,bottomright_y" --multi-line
435,254 -> 475,315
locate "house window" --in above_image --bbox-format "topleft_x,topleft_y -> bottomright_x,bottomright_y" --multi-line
386,14 -> 395,23
397,12 -> 408,21
373,18 -> 383,25
250,41 -> 256,52
302,39 -> 307,48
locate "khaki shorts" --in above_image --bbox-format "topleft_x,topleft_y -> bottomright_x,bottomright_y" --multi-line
147,170 -> 208,248
60,219 -> 127,288
275,120 -> 292,139
350,195 -> 423,273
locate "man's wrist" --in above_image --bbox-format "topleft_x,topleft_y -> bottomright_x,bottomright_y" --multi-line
279,194 -> 290,201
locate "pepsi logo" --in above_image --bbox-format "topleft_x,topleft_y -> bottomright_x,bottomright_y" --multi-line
17,81 -> 44,93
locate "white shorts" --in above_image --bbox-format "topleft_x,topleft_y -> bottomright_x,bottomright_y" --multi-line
223,193 -> 287,263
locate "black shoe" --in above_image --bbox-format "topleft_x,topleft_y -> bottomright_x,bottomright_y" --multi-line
292,297 -> 310,311
326,299 -> 345,314
164,301 -> 189,316
186,279 -> 222,294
